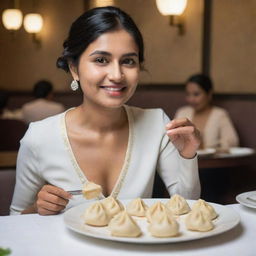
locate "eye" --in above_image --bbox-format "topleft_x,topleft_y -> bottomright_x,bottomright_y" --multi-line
122,58 -> 136,66
95,57 -> 108,64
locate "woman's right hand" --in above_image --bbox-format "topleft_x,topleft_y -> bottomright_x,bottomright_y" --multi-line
34,185 -> 72,215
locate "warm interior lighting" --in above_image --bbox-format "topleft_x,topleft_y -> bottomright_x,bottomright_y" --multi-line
156,0 -> 187,15
156,0 -> 187,35
92,0 -> 114,8
23,13 -> 43,33
2,9 -> 23,30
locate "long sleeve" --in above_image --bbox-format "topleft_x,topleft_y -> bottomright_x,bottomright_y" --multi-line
10,124 -> 45,215
156,111 -> 201,199
218,110 -> 239,149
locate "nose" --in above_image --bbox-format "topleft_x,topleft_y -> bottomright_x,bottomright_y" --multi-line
108,62 -> 124,83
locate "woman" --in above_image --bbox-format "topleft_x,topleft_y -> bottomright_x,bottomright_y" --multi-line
175,74 -> 239,150
10,7 -> 201,215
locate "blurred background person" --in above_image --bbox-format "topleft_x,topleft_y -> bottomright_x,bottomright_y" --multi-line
175,74 -> 239,151
22,80 -> 65,123
0,90 -> 23,120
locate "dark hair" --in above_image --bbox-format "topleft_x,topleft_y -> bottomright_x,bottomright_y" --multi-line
33,80 -> 53,98
56,6 -> 144,72
186,74 -> 213,94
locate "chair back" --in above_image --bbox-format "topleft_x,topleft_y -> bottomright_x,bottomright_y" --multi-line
0,119 -> 28,151
0,169 -> 16,215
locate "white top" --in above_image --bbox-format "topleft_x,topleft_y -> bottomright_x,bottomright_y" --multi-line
175,106 -> 239,149
1,204 -> 254,256
22,98 -> 65,123
10,105 -> 200,214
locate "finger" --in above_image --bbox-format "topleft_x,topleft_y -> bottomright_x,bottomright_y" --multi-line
37,206 -> 61,216
43,185 -> 72,200
39,191 -> 69,206
37,199 -> 66,213
166,118 -> 193,129
166,126 -> 196,136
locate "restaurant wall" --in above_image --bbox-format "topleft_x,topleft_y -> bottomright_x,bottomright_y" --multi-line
211,0 -> 256,93
115,0 -> 203,84
0,0 -> 202,92
0,0 -> 84,92
0,0 -> 255,93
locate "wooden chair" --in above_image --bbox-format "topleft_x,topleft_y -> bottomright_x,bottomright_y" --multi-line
0,169 -> 16,215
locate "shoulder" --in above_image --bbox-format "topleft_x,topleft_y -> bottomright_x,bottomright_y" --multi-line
48,101 -> 65,109
21,112 -> 64,145
175,106 -> 193,118
22,100 -> 36,110
211,106 -> 229,117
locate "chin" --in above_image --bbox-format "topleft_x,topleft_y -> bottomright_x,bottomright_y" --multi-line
100,100 -> 127,109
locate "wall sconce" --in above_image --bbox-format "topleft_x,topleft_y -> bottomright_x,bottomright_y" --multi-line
156,0 -> 187,35
24,13 -> 43,45
89,0 -> 115,8
2,9 -> 23,30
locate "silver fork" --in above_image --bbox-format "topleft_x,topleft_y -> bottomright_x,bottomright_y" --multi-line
68,190 -> 82,195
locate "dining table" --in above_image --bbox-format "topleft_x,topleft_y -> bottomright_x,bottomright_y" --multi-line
0,203 -> 255,256
198,148 -> 256,169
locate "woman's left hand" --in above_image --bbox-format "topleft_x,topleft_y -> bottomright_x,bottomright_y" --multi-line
166,118 -> 201,159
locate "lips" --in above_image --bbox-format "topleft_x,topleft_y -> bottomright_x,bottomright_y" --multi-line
99,85 -> 126,92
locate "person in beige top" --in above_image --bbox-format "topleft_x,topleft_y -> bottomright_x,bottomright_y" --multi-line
175,74 -> 239,150
22,80 -> 65,123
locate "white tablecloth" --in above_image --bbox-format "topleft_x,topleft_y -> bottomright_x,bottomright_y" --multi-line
0,204 -> 256,256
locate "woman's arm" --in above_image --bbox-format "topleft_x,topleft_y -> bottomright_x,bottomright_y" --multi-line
21,185 -> 72,215
156,112 -> 201,199
10,126 -> 71,215
10,127 -> 45,214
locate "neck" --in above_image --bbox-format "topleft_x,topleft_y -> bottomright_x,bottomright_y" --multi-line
194,104 -> 212,114
72,102 -> 127,133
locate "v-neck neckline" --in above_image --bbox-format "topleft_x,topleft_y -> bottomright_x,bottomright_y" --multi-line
61,105 -> 134,199
191,107 -> 214,139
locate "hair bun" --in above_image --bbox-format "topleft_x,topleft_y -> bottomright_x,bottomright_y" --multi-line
56,56 -> 69,72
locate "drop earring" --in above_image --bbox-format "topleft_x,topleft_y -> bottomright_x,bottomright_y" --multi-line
70,80 -> 79,91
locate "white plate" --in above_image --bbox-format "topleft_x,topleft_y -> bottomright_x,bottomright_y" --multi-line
217,147 -> 255,158
236,191 -> 256,209
63,199 -> 240,244
197,148 -> 216,157
229,147 -> 255,156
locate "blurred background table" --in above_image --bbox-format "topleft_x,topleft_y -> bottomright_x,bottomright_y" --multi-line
198,151 -> 256,169
198,149 -> 256,205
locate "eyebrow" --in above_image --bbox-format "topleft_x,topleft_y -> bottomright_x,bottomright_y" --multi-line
89,50 -> 138,58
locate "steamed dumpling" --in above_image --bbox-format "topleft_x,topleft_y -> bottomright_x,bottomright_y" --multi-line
148,214 -> 179,237
108,211 -> 142,237
192,199 -> 218,220
185,209 -> 214,232
126,198 -> 148,217
82,181 -> 102,199
83,201 -> 110,226
146,202 -> 173,223
166,194 -> 191,215
101,196 -> 124,218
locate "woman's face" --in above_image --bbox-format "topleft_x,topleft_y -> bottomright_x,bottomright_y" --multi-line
185,82 -> 212,112
70,29 -> 140,109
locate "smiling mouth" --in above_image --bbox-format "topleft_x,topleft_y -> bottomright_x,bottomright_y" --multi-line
99,86 -> 127,92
